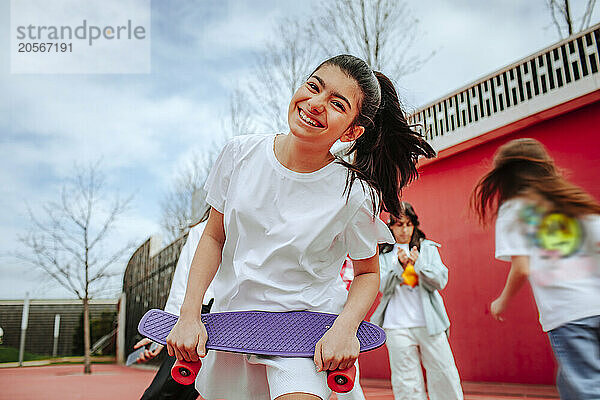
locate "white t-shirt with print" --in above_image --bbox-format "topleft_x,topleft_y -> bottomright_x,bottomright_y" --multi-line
203,133 -> 395,314
495,198 -> 600,331
382,243 -> 426,329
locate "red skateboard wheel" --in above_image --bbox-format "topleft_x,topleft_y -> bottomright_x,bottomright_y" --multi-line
171,359 -> 202,385
327,365 -> 356,393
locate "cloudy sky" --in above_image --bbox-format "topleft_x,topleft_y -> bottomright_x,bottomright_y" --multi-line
1,0 -> 598,300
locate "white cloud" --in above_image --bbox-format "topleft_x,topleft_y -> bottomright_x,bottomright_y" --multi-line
200,1 -> 312,59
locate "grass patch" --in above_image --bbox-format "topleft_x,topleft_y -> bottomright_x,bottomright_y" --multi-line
0,345 -> 48,363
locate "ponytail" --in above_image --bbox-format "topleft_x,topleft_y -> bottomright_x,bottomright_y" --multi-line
314,55 -> 435,217
364,72 -> 436,217
321,58 -> 434,217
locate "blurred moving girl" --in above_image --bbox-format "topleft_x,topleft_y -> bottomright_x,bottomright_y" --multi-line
472,138 -> 600,399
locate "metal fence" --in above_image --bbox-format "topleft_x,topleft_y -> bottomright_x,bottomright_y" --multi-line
0,299 -> 117,357
122,234 -> 187,363
409,23 -> 600,151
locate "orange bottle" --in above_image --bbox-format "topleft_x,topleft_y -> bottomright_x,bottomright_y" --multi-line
401,263 -> 419,288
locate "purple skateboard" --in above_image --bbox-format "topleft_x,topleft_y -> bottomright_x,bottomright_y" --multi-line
138,309 -> 386,392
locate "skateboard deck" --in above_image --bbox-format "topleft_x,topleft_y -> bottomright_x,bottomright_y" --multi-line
138,308 -> 386,392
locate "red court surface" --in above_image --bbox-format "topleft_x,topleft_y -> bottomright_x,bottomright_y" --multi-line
0,364 -> 559,400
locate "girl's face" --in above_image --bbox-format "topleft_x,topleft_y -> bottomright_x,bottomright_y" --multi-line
287,65 -> 365,148
389,215 -> 414,245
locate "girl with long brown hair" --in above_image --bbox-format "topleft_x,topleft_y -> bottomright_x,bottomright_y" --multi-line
472,138 -> 600,399
372,203 -> 463,400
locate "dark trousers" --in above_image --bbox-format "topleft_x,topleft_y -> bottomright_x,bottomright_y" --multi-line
140,301 -> 213,400
140,355 -> 199,400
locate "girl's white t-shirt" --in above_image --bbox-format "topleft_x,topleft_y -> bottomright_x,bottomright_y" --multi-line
382,243 -> 426,329
204,134 -> 395,314
495,198 -> 600,331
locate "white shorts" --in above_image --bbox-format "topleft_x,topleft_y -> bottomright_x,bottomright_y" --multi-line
194,351 -> 332,400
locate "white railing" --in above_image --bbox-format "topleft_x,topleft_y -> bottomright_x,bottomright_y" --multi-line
409,23 -> 600,152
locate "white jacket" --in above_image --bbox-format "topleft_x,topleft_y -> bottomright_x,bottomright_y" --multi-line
371,239 -> 450,335
164,222 -> 215,315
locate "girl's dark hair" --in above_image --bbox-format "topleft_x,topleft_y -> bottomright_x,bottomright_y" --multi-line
471,138 -> 600,223
312,55 -> 436,217
380,202 -> 427,254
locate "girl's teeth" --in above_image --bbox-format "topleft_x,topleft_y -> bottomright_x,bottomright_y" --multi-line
300,109 -> 320,127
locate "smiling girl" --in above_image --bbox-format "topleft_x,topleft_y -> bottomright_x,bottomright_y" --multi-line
166,54 -> 435,400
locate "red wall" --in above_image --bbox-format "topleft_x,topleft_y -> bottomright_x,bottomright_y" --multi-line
360,100 -> 600,384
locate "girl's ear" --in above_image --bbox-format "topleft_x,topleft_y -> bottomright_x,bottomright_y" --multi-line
340,125 -> 365,143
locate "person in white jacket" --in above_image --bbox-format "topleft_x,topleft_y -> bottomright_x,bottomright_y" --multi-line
134,211 -> 215,400
372,203 -> 462,400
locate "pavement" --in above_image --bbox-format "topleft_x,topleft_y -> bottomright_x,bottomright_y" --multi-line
0,363 -> 559,400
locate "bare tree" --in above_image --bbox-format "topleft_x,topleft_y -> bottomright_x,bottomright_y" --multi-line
310,0 -> 434,79
17,161 -> 134,374
247,18 -> 321,132
160,151 -> 215,241
245,0 -> 433,133
162,0 -> 434,235
546,0 -> 597,38
580,0 -> 598,30
223,86 -> 257,139
160,88 -> 256,241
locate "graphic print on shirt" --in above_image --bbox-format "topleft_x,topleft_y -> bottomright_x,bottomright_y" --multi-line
518,204 -> 595,286
519,205 -> 584,258
537,213 -> 583,258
